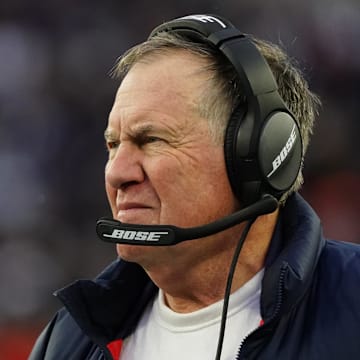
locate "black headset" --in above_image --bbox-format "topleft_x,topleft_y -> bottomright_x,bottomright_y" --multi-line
149,14 -> 303,206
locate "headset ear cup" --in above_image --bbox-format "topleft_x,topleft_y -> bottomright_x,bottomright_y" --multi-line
258,112 -> 303,193
225,108 -> 303,206
224,106 -> 246,200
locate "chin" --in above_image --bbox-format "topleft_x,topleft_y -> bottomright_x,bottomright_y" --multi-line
116,243 -> 156,264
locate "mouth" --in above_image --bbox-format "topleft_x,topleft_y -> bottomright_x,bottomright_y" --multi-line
116,203 -> 153,223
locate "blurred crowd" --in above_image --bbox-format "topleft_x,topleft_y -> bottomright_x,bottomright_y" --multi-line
0,0 -> 359,358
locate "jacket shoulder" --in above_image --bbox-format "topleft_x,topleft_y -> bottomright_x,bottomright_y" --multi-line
28,312 -> 59,359
315,239 -> 360,310
28,308 -> 99,360
251,240 -> 360,360
320,239 -> 360,279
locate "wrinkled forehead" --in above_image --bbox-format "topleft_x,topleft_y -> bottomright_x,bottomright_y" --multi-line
109,51 -> 213,126
122,47 -> 212,80
116,49 -> 213,104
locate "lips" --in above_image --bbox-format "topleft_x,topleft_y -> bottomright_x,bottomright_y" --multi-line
118,202 -> 150,211
116,202 -> 153,223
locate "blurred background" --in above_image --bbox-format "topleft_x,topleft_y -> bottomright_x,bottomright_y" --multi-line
0,0 -> 359,358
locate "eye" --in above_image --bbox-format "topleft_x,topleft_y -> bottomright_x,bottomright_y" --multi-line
106,140 -> 120,151
136,135 -> 164,147
146,136 -> 161,143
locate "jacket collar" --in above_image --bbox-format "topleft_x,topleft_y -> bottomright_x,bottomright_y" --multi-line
261,193 -> 325,321
55,259 -> 156,345
55,193 -> 325,343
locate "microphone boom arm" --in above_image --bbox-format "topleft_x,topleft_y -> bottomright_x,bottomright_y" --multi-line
96,195 -> 278,246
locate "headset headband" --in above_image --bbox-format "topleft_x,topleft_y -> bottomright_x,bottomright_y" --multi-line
150,15 -> 278,98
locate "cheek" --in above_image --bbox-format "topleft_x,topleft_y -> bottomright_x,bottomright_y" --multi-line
156,150 -> 218,195
150,158 -> 195,197
105,181 -> 117,213
150,154 -> 236,225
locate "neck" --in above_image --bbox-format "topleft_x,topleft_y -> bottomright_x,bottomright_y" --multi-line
143,210 -> 279,313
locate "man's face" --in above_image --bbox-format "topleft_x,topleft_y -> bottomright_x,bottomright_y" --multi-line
105,50 -> 238,264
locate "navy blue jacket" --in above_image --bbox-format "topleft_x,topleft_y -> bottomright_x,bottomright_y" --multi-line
29,194 -> 360,359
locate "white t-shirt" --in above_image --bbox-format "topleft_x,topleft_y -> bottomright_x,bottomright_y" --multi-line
120,269 -> 264,360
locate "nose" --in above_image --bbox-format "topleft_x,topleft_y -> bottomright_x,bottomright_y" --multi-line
105,143 -> 145,190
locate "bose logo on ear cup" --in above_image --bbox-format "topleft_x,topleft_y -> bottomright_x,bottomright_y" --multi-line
180,15 -> 227,28
267,125 -> 297,178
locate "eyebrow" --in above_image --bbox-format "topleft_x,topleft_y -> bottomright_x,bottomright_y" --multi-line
104,123 -> 159,142
104,128 -> 117,141
131,123 -> 156,137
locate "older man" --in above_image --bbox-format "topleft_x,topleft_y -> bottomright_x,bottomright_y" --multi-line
29,14 -> 360,360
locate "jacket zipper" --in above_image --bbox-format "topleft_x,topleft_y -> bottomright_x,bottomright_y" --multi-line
236,264 -> 288,360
